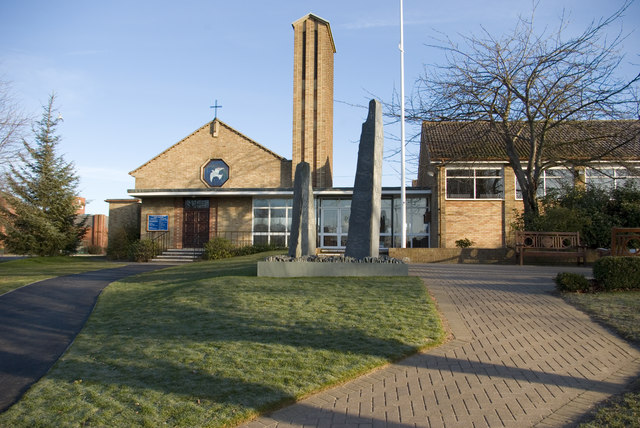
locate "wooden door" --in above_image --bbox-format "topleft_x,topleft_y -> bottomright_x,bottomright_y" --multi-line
183,199 -> 210,248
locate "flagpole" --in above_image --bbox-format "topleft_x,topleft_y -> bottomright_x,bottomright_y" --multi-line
399,0 -> 407,248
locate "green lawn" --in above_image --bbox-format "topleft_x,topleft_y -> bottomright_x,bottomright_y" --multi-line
563,290 -> 640,427
0,256 -> 126,296
0,253 -> 445,427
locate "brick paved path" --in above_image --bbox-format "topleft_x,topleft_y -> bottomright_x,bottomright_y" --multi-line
241,264 -> 640,428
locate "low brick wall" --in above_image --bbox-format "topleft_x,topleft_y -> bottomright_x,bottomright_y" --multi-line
389,248 -> 516,264
390,248 -> 602,265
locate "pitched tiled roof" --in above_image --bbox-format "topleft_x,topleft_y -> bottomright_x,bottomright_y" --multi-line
421,120 -> 640,162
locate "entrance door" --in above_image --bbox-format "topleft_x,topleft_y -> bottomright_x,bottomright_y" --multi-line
183,199 -> 210,248
319,199 -> 350,248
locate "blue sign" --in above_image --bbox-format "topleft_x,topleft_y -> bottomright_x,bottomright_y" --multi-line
202,159 -> 229,187
148,215 -> 169,231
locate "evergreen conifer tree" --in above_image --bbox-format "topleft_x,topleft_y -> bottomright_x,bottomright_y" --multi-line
0,94 -> 87,255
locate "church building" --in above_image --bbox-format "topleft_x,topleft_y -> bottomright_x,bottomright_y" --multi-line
107,14 -> 431,253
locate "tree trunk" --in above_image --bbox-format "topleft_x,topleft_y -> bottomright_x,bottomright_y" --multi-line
521,185 -> 540,230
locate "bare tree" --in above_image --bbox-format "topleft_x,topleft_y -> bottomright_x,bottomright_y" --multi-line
0,80 -> 29,178
408,1 -> 640,225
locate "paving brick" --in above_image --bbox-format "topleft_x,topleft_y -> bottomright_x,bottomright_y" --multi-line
237,265 -> 640,428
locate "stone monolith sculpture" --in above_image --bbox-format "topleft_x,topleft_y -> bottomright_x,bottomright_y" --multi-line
288,161 -> 316,257
345,99 -> 383,259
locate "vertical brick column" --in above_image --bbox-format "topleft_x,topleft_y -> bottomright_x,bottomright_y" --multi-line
292,14 -> 335,188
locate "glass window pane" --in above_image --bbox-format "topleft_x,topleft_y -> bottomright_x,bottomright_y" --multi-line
447,169 -> 473,177
253,199 -> 269,207
270,208 -> 286,231
447,178 -> 474,198
406,197 -> 427,210
587,168 -> 615,191
476,178 -> 504,198
271,235 -> 286,247
341,211 -> 350,234
323,236 -> 338,247
380,236 -> 393,249
253,235 -> 268,245
380,208 -> 391,234
254,217 -> 268,232
254,208 -> 268,218
322,199 -> 337,208
323,209 -> 338,233
410,236 -> 429,248
407,209 -> 427,235
476,169 -> 501,177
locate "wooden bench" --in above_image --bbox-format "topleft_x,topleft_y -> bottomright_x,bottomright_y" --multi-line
515,231 -> 587,265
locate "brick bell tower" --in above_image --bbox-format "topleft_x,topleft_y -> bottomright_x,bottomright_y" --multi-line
291,14 -> 336,188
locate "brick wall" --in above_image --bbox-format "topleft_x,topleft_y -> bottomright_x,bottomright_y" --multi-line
443,200 -> 504,248
216,197 -> 253,235
138,197 -> 252,248
106,199 -> 141,245
292,15 -> 334,188
433,165 -> 525,248
131,121 -> 292,190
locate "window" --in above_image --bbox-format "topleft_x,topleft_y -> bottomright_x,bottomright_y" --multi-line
252,199 -> 292,246
446,168 -> 504,199
184,199 -> 210,209
318,199 -> 350,248
392,197 -> 430,248
515,168 -> 574,199
586,167 -> 640,191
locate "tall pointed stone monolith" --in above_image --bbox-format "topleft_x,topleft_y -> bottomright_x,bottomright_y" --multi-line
345,99 -> 384,259
288,162 -> 316,257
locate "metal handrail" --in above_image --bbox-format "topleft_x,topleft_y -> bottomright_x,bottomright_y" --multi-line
149,231 -> 170,256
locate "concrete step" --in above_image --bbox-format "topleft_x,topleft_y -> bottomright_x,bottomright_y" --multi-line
151,248 -> 204,263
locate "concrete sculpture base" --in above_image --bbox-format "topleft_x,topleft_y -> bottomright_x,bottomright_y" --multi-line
257,258 -> 408,277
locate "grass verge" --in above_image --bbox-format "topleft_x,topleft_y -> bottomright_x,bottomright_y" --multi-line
0,256 -> 126,296
562,291 -> 640,427
0,253 -> 445,427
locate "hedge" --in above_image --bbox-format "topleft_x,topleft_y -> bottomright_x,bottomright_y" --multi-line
555,272 -> 591,293
593,256 -> 640,291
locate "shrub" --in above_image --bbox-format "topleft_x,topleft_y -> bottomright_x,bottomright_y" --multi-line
593,256 -> 640,291
203,239 -> 284,260
203,237 -> 235,260
513,184 -> 640,249
86,245 -> 104,255
128,239 -> 160,262
107,225 -> 139,260
555,272 -> 591,293
234,243 -> 283,256
455,238 -> 474,248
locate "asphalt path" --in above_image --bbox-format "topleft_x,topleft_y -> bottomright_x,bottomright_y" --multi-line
0,264 -> 169,412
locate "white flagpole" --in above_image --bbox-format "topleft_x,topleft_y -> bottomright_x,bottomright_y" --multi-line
400,0 -> 407,248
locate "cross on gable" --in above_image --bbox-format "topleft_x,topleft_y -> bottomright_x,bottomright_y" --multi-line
209,99 -> 223,119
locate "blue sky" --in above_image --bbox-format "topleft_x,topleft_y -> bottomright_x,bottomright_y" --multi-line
1,0 -> 638,215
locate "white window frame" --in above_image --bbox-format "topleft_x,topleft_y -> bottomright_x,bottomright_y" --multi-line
585,166 -> 640,191
445,167 -> 505,200
515,167 -> 575,200
252,198 -> 292,246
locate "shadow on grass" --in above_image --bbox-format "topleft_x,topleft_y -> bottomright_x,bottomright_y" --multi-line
43,297 -> 420,423
37,262 -> 434,423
